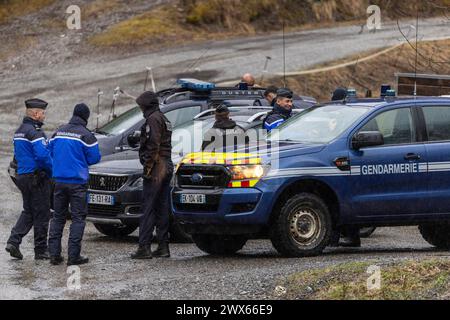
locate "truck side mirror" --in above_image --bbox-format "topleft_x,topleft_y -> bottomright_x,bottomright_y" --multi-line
127,130 -> 141,148
352,131 -> 384,150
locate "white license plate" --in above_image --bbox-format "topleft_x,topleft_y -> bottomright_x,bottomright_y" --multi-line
88,194 -> 115,205
180,194 -> 206,204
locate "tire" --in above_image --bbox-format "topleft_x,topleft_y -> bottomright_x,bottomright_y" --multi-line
270,193 -> 332,257
419,223 -> 450,249
192,234 -> 247,256
169,219 -> 192,243
94,223 -> 137,237
359,227 -> 377,238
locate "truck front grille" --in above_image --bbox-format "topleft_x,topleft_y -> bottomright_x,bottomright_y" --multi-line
176,165 -> 230,189
89,174 -> 129,191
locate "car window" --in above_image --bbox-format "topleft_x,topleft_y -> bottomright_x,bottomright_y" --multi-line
270,105 -> 370,144
423,106 -> 450,142
97,107 -> 142,136
165,106 -> 201,128
360,108 -> 416,145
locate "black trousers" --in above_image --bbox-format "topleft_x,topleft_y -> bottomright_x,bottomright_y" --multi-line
48,183 -> 88,259
139,160 -> 173,246
8,174 -> 51,254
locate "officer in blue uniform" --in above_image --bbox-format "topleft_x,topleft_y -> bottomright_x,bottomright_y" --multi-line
48,103 -> 101,266
6,99 -> 53,260
263,88 -> 294,132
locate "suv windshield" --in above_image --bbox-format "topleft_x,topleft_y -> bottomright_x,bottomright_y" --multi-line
97,107 -> 142,136
269,105 -> 370,144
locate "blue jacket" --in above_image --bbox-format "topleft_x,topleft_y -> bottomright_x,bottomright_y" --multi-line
13,117 -> 53,176
49,116 -> 101,184
263,104 -> 293,132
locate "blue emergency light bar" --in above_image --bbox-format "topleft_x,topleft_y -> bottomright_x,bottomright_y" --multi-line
177,79 -> 216,91
347,88 -> 357,97
385,89 -> 396,97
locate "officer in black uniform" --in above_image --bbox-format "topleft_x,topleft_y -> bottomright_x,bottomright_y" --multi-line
6,99 -> 53,260
263,88 -> 294,132
201,103 -> 246,152
132,91 -> 173,259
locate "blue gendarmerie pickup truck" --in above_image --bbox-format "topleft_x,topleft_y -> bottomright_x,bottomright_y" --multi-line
172,95 -> 450,257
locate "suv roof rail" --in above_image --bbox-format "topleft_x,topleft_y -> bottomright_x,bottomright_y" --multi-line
193,106 -> 273,120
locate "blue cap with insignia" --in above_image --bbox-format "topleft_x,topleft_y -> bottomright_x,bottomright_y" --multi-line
25,98 -> 48,109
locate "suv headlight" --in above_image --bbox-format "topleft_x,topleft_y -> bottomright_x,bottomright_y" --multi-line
226,165 -> 270,188
131,177 -> 143,188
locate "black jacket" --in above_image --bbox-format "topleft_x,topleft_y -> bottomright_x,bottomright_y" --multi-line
139,106 -> 172,174
202,119 -> 246,152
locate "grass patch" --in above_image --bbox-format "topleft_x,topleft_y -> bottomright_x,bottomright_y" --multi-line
0,0 -> 56,24
89,0 -> 450,49
89,5 -> 199,47
265,39 -> 450,101
276,259 -> 450,300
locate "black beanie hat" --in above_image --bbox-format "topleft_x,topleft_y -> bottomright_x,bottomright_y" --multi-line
73,103 -> 91,121
136,91 -> 159,109
331,87 -> 347,101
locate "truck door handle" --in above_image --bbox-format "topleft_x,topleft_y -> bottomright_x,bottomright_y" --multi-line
404,153 -> 421,161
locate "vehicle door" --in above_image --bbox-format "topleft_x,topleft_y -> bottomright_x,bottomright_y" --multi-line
420,104 -> 450,213
349,106 -> 428,218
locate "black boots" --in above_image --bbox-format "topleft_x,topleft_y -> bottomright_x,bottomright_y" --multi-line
50,256 -> 64,265
35,250 -> 50,260
131,246 -> 153,259
5,244 -> 23,260
67,256 -> 89,266
152,242 -> 170,258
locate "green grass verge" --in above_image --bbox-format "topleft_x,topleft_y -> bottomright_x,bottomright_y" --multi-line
276,259 -> 450,300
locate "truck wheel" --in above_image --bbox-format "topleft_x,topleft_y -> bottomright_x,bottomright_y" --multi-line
359,227 -> 377,238
192,235 -> 247,256
419,223 -> 450,249
270,193 -> 332,257
94,224 -> 137,237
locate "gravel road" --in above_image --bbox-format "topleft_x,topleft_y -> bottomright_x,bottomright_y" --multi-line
1,156 -> 449,300
1,13 -> 450,300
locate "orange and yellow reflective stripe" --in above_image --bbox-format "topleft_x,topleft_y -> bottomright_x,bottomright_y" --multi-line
181,152 -> 261,165
227,179 -> 259,188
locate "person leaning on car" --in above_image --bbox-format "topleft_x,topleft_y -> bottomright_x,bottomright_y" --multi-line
47,103 -> 101,266
131,91 -> 173,260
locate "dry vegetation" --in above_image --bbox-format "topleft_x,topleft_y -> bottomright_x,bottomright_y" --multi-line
277,259 -> 450,300
90,0 -> 450,47
263,39 -> 450,102
0,0 -> 56,24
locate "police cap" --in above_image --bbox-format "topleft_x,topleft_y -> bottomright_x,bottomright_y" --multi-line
276,88 -> 293,99
25,98 -> 48,109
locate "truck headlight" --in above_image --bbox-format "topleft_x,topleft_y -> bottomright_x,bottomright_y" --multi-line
228,165 -> 269,181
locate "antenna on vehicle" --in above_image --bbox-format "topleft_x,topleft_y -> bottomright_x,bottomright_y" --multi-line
144,67 -> 157,92
109,87 -> 120,121
96,89 -> 103,130
282,21 -> 287,87
413,3 -> 419,97
260,56 -> 272,84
